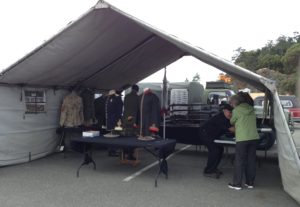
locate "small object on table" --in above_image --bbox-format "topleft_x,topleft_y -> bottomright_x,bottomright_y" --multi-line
114,126 -> 123,131
138,136 -> 156,141
114,120 -> 123,132
149,125 -> 159,133
115,120 -> 123,130
104,132 -> 120,138
82,130 -> 100,137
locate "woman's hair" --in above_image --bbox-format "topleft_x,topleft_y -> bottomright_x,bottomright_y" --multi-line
237,92 -> 254,106
230,92 -> 254,107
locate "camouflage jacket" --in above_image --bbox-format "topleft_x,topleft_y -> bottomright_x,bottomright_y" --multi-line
60,92 -> 84,127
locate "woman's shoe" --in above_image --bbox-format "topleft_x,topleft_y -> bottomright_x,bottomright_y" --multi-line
228,183 -> 242,190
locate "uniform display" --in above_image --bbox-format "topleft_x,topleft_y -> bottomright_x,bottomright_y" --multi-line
60,91 -> 84,127
123,85 -> 140,134
80,89 -> 95,126
105,90 -> 123,131
139,88 -> 161,137
94,95 -> 106,128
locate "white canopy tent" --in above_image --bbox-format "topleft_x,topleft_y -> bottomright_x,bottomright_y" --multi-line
0,1 -> 299,203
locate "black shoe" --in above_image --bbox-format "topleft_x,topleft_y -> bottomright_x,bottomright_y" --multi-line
244,183 -> 254,189
203,172 -> 220,179
228,183 -> 242,190
214,169 -> 223,175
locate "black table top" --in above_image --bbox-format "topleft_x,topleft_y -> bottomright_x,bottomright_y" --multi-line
71,136 -> 176,149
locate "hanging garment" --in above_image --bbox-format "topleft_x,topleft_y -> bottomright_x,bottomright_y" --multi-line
94,95 -> 106,127
123,91 -> 140,125
105,94 -> 123,130
60,92 -> 84,127
139,91 -> 161,136
123,91 -> 140,136
80,89 -> 95,126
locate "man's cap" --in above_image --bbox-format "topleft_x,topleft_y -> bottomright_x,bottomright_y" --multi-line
220,103 -> 233,111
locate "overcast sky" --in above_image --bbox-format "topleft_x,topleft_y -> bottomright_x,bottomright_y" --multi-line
0,0 -> 299,86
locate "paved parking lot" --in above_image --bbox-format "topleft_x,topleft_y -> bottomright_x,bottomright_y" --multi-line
0,141 -> 299,207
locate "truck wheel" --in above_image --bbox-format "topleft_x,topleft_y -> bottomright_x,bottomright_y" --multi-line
257,132 -> 275,151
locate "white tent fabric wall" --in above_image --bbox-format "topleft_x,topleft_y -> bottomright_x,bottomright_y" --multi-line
0,86 -> 67,166
272,90 -> 300,202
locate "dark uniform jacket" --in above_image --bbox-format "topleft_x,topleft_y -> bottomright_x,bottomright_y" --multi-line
139,92 -> 161,136
105,94 -> 123,130
94,96 -> 106,127
199,112 -> 232,143
123,91 -> 139,125
80,89 -> 95,124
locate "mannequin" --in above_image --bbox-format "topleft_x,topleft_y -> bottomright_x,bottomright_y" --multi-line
139,88 -> 161,137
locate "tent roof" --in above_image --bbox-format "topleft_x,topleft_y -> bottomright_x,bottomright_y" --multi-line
0,1 -> 274,92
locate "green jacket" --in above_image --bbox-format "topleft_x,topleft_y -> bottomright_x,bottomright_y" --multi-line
230,103 -> 259,142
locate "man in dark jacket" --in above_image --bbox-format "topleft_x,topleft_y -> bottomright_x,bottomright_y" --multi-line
199,104 -> 234,178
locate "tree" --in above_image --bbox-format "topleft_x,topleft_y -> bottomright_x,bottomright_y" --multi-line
281,43 -> 300,74
255,68 -> 297,94
232,32 -> 300,94
192,73 -> 200,82
233,33 -> 300,73
270,35 -> 294,56
234,50 -> 261,71
257,54 -> 283,71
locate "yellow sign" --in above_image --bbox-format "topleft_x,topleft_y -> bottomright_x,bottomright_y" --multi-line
219,73 -> 232,83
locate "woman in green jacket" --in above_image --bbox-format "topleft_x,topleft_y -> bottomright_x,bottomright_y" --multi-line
228,93 -> 259,190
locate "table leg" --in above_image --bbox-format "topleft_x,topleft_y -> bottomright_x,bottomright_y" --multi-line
162,159 -> 168,179
76,144 -> 96,177
155,158 -> 168,187
142,147 -> 171,187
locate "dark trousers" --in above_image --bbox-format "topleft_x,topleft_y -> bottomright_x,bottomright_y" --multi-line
233,140 -> 258,186
203,140 -> 224,173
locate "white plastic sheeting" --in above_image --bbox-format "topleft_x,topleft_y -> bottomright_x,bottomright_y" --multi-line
0,0 -> 298,203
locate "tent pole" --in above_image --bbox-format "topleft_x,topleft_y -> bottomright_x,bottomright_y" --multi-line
163,113 -> 166,140
162,67 -> 168,140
